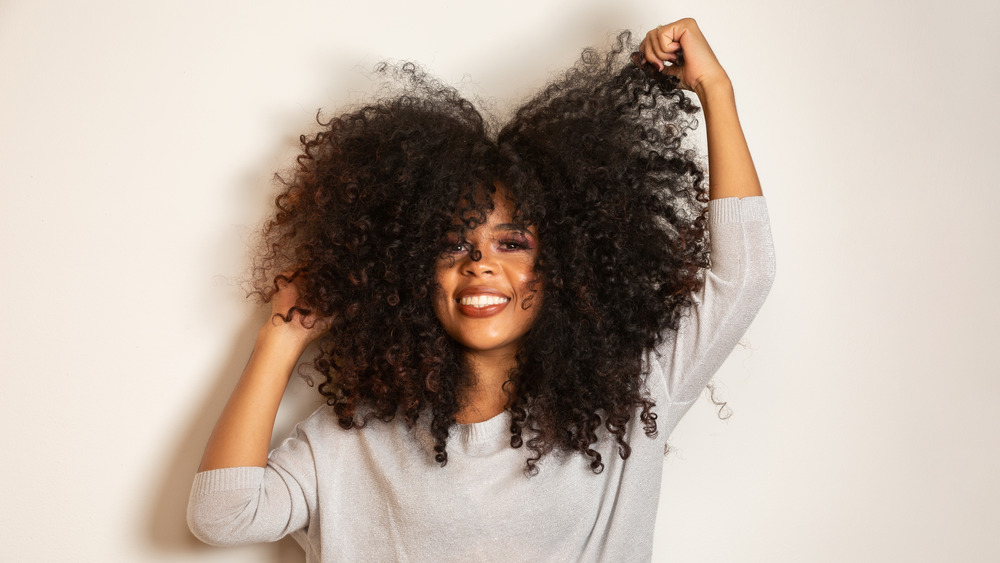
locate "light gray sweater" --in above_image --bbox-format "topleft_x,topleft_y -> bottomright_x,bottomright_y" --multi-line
187,196 -> 775,562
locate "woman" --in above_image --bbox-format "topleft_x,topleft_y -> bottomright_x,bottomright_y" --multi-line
188,18 -> 774,561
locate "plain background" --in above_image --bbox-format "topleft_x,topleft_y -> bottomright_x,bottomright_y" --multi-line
2,0 -> 998,561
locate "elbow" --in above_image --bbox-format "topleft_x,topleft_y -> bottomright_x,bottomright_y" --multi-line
187,501 -> 247,547
187,491 -> 275,546
186,487 -> 293,546
185,466 -> 288,546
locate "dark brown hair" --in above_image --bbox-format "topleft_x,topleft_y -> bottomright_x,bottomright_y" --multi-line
253,32 -> 709,473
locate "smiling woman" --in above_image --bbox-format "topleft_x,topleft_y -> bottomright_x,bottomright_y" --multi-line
188,18 -> 774,561
433,191 -> 542,423
432,202 -> 540,350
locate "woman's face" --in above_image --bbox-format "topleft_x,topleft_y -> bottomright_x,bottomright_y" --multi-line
433,195 -> 541,357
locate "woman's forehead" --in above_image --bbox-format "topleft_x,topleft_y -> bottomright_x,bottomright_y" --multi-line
451,185 -> 524,228
452,184 -> 518,221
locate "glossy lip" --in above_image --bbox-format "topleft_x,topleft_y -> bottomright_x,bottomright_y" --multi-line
455,286 -> 511,318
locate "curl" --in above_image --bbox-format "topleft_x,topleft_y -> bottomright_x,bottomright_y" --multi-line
251,31 -> 710,473
495,31 -> 709,472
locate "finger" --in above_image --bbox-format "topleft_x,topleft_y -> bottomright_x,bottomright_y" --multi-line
647,28 -> 676,61
662,41 -> 682,54
274,269 -> 303,292
659,19 -> 704,50
640,37 -> 664,70
660,18 -> 715,63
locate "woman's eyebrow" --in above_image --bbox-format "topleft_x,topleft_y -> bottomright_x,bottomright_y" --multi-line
495,223 -> 533,235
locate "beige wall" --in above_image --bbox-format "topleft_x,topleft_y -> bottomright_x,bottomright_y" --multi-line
2,0 -> 998,561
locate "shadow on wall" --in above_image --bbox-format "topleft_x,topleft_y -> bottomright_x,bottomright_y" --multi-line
139,95 -> 330,560
144,308 -> 323,560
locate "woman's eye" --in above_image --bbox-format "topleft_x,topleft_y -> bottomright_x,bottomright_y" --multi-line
445,241 -> 469,253
499,236 -> 531,251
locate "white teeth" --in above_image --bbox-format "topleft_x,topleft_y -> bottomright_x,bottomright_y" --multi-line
459,295 -> 511,308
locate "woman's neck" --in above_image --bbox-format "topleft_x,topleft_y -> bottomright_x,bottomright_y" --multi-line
455,349 -> 517,424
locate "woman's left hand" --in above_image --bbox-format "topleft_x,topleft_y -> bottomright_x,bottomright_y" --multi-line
638,18 -> 730,95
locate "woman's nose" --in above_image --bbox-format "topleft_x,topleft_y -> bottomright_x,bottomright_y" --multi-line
463,248 -> 497,276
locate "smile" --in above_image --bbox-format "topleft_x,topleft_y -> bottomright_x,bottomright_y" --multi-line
458,295 -> 511,308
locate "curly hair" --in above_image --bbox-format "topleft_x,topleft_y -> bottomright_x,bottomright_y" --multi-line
252,32 -> 710,474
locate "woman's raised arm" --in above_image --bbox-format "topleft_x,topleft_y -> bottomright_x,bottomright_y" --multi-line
641,19 -> 774,403
198,278 -> 329,471
640,18 -> 762,201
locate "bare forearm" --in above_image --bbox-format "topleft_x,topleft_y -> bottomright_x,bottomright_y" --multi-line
696,78 -> 763,200
198,334 -> 303,471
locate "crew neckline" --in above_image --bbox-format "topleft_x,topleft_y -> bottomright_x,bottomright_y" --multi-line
448,410 -> 512,457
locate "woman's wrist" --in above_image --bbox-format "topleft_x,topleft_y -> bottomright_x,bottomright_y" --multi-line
255,323 -> 311,366
693,72 -> 734,106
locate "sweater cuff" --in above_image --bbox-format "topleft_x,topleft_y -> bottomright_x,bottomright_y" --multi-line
709,196 -> 769,225
190,466 -> 265,495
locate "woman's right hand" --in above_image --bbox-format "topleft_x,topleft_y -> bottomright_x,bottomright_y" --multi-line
638,18 -> 730,97
258,274 -> 332,355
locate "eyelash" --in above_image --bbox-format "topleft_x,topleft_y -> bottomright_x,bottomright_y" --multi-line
444,236 -> 531,253
498,237 -> 529,251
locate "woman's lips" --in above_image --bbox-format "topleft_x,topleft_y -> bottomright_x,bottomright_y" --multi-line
455,287 -> 511,318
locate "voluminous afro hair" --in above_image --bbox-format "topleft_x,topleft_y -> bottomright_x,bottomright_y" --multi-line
253,32 -> 709,473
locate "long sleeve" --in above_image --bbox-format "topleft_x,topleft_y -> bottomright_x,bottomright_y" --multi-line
654,195 -> 775,404
187,421 -> 317,546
